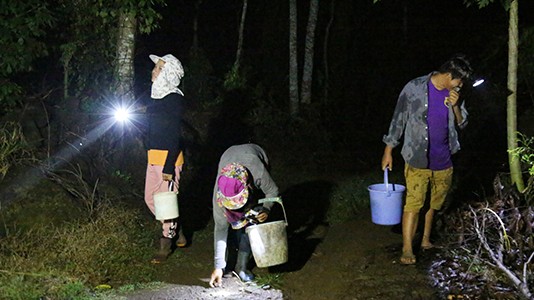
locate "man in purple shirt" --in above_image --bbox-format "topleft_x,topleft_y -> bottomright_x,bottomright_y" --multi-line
382,55 -> 473,265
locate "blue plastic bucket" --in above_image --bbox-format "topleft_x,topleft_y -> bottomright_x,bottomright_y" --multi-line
367,169 -> 405,225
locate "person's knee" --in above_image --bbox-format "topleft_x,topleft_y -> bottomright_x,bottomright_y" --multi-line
404,201 -> 423,213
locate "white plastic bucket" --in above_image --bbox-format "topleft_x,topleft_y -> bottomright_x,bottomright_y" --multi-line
367,169 -> 405,225
154,182 -> 179,220
246,197 -> 288,268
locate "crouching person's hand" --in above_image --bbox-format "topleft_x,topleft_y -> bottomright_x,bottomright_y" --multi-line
209,268 -> 223,287
256,207 -> 270,223
256,211 -> 268,223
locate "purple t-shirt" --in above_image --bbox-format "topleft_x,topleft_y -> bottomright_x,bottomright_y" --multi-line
427,81 -> 452,170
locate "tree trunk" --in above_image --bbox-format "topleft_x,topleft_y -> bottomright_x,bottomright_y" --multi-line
234,0 -> 248,72
300,0 -> 319,105
192,0 -> 202,52
507,0 -> 525,191
114,11 -> 137,104
323,0 -> 335,104
289,0 -> 299,116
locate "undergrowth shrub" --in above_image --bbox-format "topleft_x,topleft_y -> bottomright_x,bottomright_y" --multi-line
509,132 -> 534,201
327,171 -> 397,224
431,172 -> 534,299
0,204 -> 157,299
0,121 -> 32,181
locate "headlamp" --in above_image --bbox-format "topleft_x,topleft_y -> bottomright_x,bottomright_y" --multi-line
472,79 -> 484,87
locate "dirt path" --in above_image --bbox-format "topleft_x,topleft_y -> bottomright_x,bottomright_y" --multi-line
281,211 -> 438,300
123,209 -> 439,300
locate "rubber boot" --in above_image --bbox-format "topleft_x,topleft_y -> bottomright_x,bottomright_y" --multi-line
235,251 -> 254,282
151,237 -> 172,264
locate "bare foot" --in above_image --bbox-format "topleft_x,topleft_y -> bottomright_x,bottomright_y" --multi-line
400,252 -> 416,265
420,242 -> 434,250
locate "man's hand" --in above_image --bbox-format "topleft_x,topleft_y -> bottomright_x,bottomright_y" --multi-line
446,89 -> 460,107
382,145 -> 393,171
209,268 -> 223,287
162,173 -> 173,181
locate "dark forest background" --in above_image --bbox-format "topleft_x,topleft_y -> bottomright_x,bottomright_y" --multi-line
1,0 -> 533,215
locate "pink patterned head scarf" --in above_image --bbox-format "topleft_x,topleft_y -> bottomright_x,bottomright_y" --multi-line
149,54 -> 185,99
216,163 -> 249,210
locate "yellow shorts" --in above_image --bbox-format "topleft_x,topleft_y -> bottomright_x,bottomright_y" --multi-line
403,164 -> 453,212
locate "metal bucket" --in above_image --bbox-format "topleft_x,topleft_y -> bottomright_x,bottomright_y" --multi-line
246,197 -> 288,268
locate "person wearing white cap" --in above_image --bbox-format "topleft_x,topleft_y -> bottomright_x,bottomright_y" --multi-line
209,143 -> 280,287
144,54 -> 187,264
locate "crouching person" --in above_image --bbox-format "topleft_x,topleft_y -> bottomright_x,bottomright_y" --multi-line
209,144 -> 279,287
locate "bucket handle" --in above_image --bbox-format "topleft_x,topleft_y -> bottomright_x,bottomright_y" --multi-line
153,180 -> 178,195
384,168 -> 392,195
258,197 -> 288,227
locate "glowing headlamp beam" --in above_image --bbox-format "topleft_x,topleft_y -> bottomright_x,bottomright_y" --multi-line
472,79 -> 484,87
114,107 -> 131,122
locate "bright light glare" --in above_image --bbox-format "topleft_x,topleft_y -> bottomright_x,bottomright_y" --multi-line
114,107 -> 131,122
472,79 -> 485,87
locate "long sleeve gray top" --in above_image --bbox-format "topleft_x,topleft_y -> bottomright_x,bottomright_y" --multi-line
212,144 -> 279,270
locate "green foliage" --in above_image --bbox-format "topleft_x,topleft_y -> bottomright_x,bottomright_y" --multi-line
255,273 -> 284,289
509,133 -> 534,176
508,132 -> 534,200
463,0 -> 493,8
0,122 -> 31,181
462,0 -> 511,10
93,0 -> 166,34
0,1 -> 55,75
54,0 -> 167,110
224,64 -> 248,91
112,169 -> 133,183
0,84 -> 23,112
0,1 -> 55,112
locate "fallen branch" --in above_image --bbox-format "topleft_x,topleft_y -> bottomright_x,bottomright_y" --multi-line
470,206 -> 532,299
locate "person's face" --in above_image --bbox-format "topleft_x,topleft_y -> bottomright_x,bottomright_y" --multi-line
151,60 -> 165,82
447,73 -> 463,91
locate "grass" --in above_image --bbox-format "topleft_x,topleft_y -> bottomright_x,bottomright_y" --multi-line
0,178 -> 162,299
255,273 -> 284,289
327,169 -> 405,224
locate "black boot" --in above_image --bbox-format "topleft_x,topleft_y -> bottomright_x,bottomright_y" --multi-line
235,251 -> 254,282
151,237 -> 172,264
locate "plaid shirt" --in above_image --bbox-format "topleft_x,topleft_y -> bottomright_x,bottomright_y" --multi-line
382,73 -> 468,169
